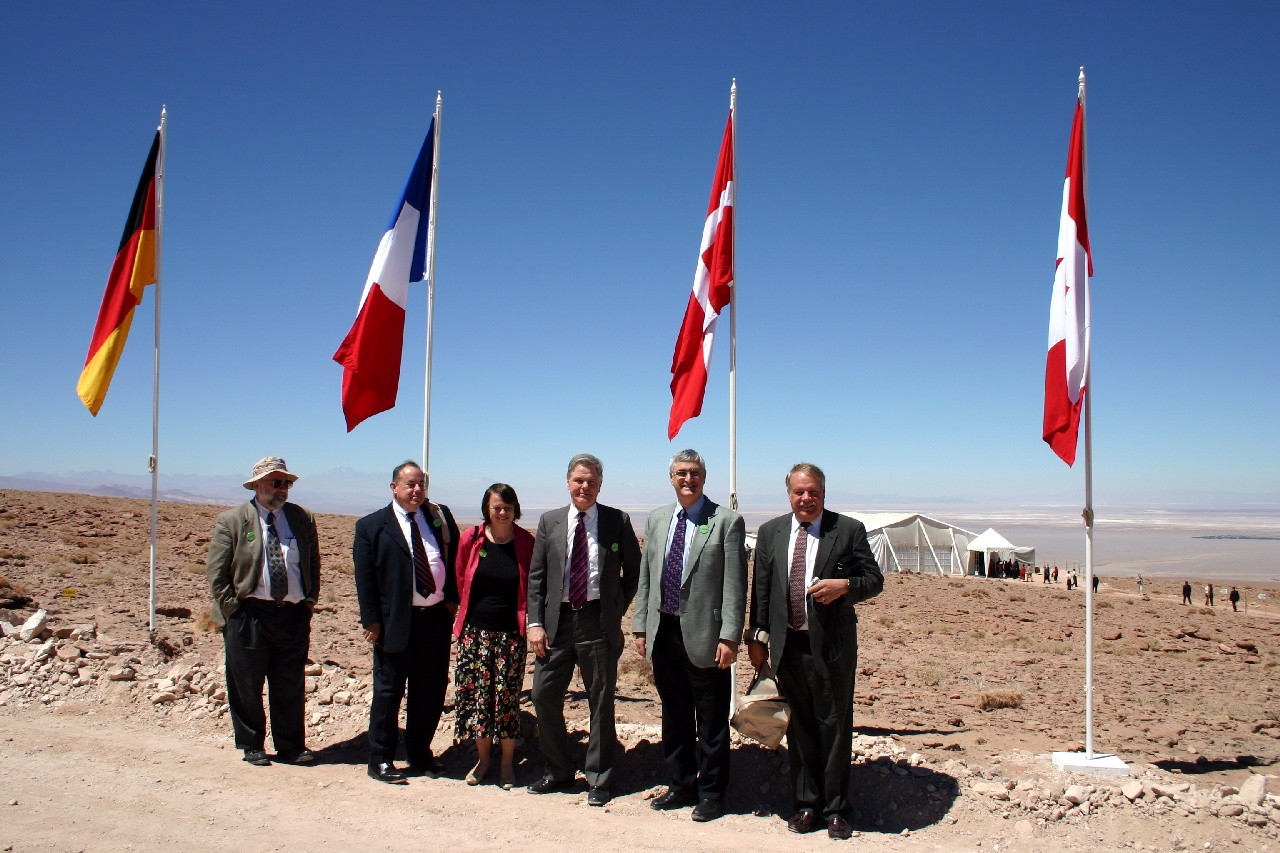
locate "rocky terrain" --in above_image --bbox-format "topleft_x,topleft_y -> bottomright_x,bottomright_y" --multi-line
2,487 -> 1280,852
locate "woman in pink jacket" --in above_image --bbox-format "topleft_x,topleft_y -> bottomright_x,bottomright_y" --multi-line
452,483 -> 533,789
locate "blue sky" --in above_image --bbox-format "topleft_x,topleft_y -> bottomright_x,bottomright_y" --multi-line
2,1 -> 1277,514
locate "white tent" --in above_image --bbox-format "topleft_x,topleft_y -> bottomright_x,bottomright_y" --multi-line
966,527 -> 1036,576
842,512 -> 977,576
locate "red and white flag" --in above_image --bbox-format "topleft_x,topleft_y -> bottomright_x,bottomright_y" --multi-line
668,112 -> 735,440
1043,92 -> 1092,466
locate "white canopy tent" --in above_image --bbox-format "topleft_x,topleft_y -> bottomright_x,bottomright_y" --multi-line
842,512 -> 977,576
966,527 -> 1036,577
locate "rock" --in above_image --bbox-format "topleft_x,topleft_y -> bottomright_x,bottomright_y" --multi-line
12,673 -> 31,686
55,645 -> 81,661
166,663 -> 194,682
106,666 -> 136,682
1235,640 -> 1258,653
1062,785 -> 1088,805
317,689 -> 334,705
1238,775 -> 1272,806
304,663 -> 322,676
33,640 -> 56,662
973,782 -> 1010,800
333,690 -> 352,705
1102,630 -> 1122,641
151,691 -> 178,704
1151,783 -> 1189,798
0,621 -> 14,638
19,610 -> 48,641
1121,781 -> 1145,800
75,623 -> 97,639
1217,643 -> 1237,655
1218,803 -> 1245,817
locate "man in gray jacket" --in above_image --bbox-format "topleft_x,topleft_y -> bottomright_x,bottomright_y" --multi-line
633,450 -> 747,822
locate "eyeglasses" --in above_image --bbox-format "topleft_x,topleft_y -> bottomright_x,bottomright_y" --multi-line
672,468 -> 705,479
264,478 -> 293,489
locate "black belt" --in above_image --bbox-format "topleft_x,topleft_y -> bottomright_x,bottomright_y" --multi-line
412,602 -> 444,612
243,597 -> 301,610
560,599 -> 601,613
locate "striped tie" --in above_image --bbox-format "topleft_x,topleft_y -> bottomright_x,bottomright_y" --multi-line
265,512 -> 288,601
660,509 -> 688,614
408,512 -> 437,597
568,511 -> 589,609
788,522 -> 809,630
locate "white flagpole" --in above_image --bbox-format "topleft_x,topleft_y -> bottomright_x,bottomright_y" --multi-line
726,79 -> 740,716
1077,67 -> 1096,761
422,92 -> 443,473
148,106 -> 167,634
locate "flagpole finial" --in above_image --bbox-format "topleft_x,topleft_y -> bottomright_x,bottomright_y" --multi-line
436,90 -> 442,107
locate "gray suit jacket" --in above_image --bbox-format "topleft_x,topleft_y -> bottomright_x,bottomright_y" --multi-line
206,501 -> 321,626
749,509 -> 882,679
632,499 -> 747,668
526,503 -> 641,653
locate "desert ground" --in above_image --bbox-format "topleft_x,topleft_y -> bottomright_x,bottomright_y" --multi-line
2,488 -> 1279,852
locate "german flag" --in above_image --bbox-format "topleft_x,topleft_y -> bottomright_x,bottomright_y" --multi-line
77,132 -> 160,415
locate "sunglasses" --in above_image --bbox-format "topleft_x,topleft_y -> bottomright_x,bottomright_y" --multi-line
263,478 -> 293,489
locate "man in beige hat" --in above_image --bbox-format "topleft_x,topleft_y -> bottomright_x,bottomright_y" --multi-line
207,456 -> 321,766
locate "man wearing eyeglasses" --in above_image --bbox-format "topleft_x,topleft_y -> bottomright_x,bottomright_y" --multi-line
632,450 -> 747,822
207,456 -> 321,767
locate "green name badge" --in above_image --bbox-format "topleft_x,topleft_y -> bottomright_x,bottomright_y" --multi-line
610,542 -> 619,552
246,532 -> 256,541
698,525 -> 710,535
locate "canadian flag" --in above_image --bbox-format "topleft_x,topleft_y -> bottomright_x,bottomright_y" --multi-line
668,112 -> 734,440
333,120 -> 435,432
1043,95 -> 1091,466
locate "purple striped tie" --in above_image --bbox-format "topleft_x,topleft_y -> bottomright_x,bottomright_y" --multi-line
788,522 -> 809,630
660,509 -> 688,614
568,511 -> 589,609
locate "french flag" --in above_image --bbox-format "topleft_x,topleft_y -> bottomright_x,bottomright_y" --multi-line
333,120 -> 436,432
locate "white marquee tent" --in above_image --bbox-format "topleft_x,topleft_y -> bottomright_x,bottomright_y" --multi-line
966,527 -> 1036,576
842,512 -> 978,576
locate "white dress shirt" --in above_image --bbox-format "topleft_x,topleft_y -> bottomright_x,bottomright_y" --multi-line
393,502 -> 446,607
664,495 -> 706,583
786,514 -> 819,631
249,500 -> 304,603
561,503 -> 601,603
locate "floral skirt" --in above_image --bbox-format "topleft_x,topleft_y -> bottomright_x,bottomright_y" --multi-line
453,623 -> 526,740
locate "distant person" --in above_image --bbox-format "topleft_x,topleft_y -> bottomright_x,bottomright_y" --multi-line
1044,566 -> 1051,585
1229,587 -> 1240,612
1019,564 -> 1026,582
1136,575 -> 1144,595
1052,566 -> 1059,584
1182,581 -> 1193,605
526,454 -> 641,806
354,460 -> 460,784
1204,583 -> 1214,606
206,456 -> 320,767
452,484 -> 534,790
1092,573 -> 1099,594
746,463 -> 884,839
633,450 -> 747,823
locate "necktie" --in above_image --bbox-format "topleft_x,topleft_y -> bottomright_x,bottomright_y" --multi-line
265,511 -> 288,601
788,522 -> 809,630
568,511 -> 589,609
408,512 -> 437,597
660,509 -> 688,614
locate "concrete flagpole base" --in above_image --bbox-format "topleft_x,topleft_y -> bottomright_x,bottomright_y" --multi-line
1052,751 -> 1130,776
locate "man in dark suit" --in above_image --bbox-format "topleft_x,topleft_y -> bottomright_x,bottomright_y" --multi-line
633,449 -> 746,822
207,456 -> 321,767
353,460 -> 460,784
746,463 -> 883,839
526,453 -> 641,806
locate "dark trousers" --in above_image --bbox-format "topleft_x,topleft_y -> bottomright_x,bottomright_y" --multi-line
531,601 -> 618,789
775,629 -> 856,820
368,603 -> 452,767
223,599 -> 311,755
652,613 -> 732,800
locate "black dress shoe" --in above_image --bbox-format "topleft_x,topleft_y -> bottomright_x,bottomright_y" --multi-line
787,808 -> 820,834
528,775 -> 576,795
651,787 -> 698,811
368,762 -> 408,784
242,749 -> 270,766
827,814 -> 853,839
405,757 -> 442,778
277,749 -> 315,765
691,799 -> 724,822
586,786 -> 611,806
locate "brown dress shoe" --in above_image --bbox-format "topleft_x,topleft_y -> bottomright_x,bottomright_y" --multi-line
787,808 -> 820,833
827,814 -> 853,839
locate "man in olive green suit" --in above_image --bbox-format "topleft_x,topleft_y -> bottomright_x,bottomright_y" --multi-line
633,449 -> 746,823
207,456 -> 321,767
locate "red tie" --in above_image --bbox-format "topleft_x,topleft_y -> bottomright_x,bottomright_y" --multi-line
408,512 -> 437,597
